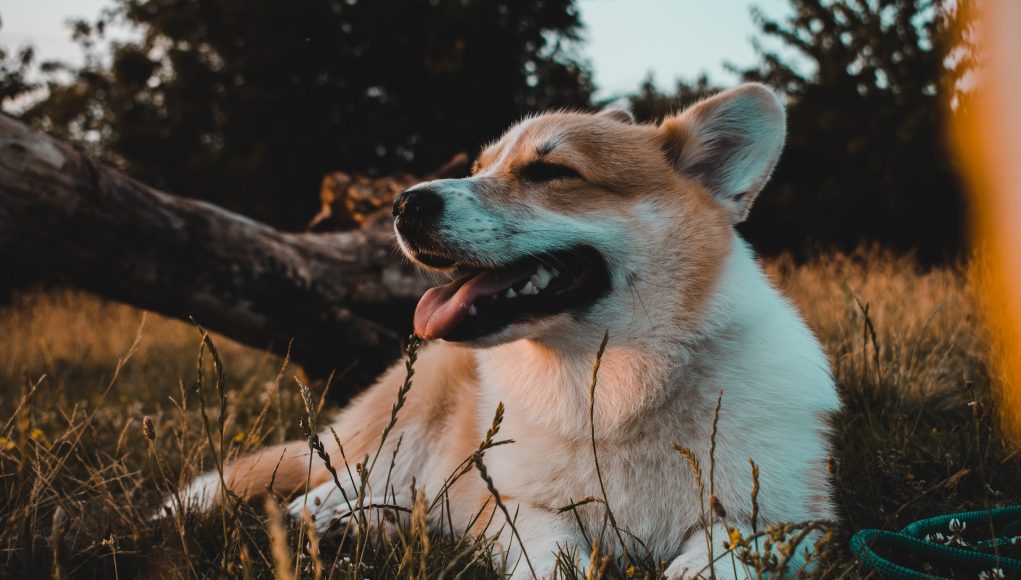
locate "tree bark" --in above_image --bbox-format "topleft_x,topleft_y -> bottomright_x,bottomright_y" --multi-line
0,114 -> 431,394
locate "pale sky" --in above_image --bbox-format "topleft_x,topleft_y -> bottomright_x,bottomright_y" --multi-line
0,0 -> 793,99
579,0 -> 792,97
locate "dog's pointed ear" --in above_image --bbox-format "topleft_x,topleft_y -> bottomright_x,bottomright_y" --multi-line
596,106 -> 635,124
659,83 -> 785,223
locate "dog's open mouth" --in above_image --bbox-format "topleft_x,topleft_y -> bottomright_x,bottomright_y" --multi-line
413,246 -> 610,341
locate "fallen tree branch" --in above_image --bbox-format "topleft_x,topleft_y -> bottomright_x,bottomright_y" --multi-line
0,113 -> 432,393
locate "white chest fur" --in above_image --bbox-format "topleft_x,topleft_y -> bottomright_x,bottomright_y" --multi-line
470,238 -> 839,560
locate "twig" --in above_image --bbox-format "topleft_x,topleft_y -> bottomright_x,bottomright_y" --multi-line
588,330 -> 630,562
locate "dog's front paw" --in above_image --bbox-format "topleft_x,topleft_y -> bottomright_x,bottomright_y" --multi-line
287,483 -> 405,540
286,483 -> 354,534
663,552 -> 708,580
152,471 -> 221,521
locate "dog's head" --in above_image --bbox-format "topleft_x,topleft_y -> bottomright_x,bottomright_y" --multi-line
394,83 -> 785,347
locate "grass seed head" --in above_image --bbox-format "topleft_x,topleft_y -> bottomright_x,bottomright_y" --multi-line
142,416 -> 155,441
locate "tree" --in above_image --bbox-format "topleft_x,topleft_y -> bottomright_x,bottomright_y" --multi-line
736,0 -> 975,263
627,73 -> 718,123
0,16 -> 43,106
16,0 -> 592,230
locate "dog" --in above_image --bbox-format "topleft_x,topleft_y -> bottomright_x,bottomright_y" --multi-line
177,83 -> 839,578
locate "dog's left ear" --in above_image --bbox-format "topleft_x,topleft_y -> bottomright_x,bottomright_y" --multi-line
596,107 -> 635,124
659,83 -> 785,223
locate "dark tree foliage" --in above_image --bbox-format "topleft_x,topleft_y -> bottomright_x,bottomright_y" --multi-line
627,73 -> 718,123
0,18 -> 37,104
14,0 -> 592,229
736,0 -> 973,263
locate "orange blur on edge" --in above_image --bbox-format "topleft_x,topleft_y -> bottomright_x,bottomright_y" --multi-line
951,1 -> 1021,443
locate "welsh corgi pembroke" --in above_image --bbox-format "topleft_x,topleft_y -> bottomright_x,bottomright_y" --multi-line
178,83 -> 839,578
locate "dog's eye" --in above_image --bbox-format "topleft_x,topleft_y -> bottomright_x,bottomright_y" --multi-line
519,161 -> 581,183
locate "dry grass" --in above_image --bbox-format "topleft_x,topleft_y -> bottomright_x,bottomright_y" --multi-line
1,248 -> 1018,578
769,250 -> 1019,528
768,248 -> 988,403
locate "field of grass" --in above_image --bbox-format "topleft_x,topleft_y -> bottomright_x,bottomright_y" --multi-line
1,248 -> 1019,578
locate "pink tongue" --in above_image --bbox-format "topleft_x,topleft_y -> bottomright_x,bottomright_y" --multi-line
414,264 -> 533,340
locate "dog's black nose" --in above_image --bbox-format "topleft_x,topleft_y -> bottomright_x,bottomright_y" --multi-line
393,188 -> 444,233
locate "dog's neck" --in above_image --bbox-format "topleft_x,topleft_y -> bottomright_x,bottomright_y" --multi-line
473,235 -> 771,438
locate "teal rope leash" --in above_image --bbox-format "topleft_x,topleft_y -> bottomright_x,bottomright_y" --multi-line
851,505 -> 1021,578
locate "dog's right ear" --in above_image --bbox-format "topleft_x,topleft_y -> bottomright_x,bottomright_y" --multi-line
658,83 -> 785,223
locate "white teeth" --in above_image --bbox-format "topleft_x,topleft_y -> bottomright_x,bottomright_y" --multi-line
533,264 -> 553,289
505,288 -> 517,299
468,305 -> 478,316
520,281 -> 538,295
